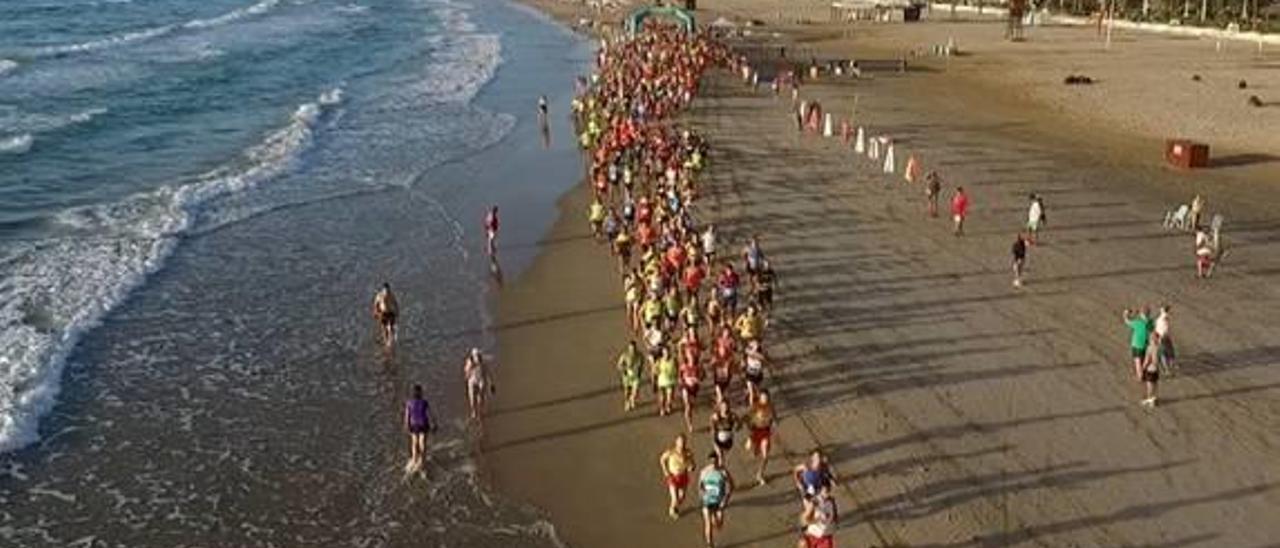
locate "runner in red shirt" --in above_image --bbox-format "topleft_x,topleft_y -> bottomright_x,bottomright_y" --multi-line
950,186 -> 969,237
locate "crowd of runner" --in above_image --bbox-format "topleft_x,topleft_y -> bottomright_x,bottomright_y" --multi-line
570,27 -> 836,548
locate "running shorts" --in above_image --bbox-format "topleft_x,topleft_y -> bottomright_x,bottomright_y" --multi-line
803,534 -> 834,548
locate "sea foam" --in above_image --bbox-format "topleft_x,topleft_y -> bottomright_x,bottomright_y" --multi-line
31,0 -> 283,57
0,87 -> 343,453
0,134 -> 34,155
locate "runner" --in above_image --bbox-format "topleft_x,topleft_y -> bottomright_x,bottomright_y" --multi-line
793,450 -> 837,501
371,282 -> 399,348
925,171 -> 942,217
712,325 -> 736,402
746,388 -> 776,485
798,483 -> 838,548
617,340 -> 644,411
705,292 -> 724,331
654,346 -> 678,417
463,347 -> 495,421
950,186 -> 969,236
484,205 -> 500,256
1011,233 -> 1028,288
1122,308 -> 1152,383
403,384 -> 435,473
682,257 -> 706,303
709,398 -> 738,463
743,339 -> 769,406
742,235 -> 765,280
735,304 -> 764,345
701,224 -> 717,264
753,260 -> 777,313
614,227 -> 634,273
717,263 -> 740,316
659,433 -> 695,520
679,346 -> 703,432
699,451 -> 735,548
588,196 -> 606,238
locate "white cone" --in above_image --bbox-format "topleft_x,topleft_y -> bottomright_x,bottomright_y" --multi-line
854,127 -> 866,153
868,136 -> 880,160
883,143 -> 896,174
822,113 -> 833,137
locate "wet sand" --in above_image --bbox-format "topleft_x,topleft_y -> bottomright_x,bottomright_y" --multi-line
486,3 -> 1280,547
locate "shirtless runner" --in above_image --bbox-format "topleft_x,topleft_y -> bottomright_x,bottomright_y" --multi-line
463,347 -> 495,422
746,388 -> 776,485
372,283 -> 399,348
659,433 -> 696,520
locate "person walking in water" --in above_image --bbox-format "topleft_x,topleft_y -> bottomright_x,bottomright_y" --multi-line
372,283 -> 399,348
403,384 -> 435,473
659,433 -> 695,520
484,205 -> 500,256
537,95 -> 548,125
698,451 -> 735,548
463,347 -> 495,422
950,186 -> 970,236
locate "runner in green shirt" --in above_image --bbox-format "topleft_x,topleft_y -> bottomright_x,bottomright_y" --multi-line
617,341 -> 644,411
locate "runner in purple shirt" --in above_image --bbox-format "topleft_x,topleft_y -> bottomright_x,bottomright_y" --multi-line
404,384 -> 435,473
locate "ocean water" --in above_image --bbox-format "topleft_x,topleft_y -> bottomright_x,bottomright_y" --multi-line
0,0 -> 592,545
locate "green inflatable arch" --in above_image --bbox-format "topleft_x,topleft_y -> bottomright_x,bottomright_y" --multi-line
625,5 -> 696,36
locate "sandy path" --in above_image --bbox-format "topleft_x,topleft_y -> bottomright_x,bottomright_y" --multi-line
689,62 -> 1280,546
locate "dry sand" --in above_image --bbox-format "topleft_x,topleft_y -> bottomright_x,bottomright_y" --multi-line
485,2 -> 1280,547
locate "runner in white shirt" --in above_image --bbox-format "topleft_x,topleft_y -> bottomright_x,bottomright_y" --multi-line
799,484 -> 837,548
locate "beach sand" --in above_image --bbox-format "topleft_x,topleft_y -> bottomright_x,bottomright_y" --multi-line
485,2 -> 1280,546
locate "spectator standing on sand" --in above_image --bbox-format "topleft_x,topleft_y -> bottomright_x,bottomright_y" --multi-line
1140,329 -> 1161,407
1026,193 -> 1045,244
1154,305 -> 1177,376
925,171 -> 942,218
1189,193 -> 1206,230
1122,308 -> 1151,382
951,186 -> 970,236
